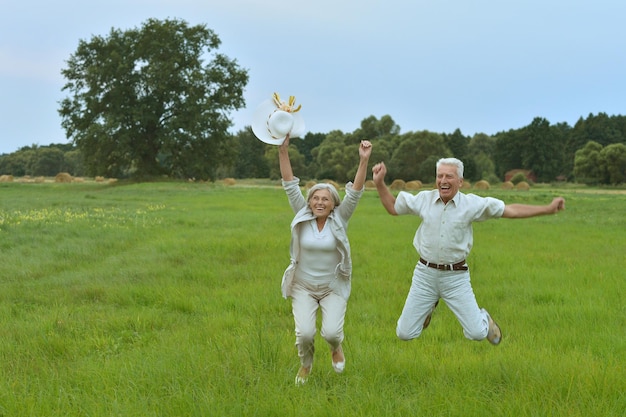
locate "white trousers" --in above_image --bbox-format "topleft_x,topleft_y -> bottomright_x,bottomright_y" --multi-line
290,278 -> 347,368
396,262 -> 491,341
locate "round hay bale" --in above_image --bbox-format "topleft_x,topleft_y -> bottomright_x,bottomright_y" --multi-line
461,181 -> 472,189
405,180 -> 422,190
107,178 -> 118,184
34,176 -> 46,183
55,172 -> 73,183
365,180 -> 376,190
390,179 -> 406,190
0,175 -> 14,182
502,181 -> 514,190
324,180 -> 341,190
95,176 -> 105,182
222,178 -> 236,186
72,177 -> 85,183
515,181 -> 530,191
305,180 -> 317,189
474,180 -> 490,190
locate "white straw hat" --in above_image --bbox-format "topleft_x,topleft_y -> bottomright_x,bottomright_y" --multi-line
251,93 -> 305,145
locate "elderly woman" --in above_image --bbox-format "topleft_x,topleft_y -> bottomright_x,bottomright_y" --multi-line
278,135 -> 372,385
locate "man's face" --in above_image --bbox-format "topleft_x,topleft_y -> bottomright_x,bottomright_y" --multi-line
436,164 -> 463,203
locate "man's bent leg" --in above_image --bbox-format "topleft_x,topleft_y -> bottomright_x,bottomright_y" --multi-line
440,270 -> 489,341
396,263 -> 440,340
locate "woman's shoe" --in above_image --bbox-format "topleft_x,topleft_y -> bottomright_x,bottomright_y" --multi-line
331,346 -> 345,373
295,365 -> 311,386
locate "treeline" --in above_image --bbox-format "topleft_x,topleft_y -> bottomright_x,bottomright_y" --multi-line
2,112 -> 626,185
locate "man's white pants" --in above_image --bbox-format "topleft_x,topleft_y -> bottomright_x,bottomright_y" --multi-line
396,262 -> 491,341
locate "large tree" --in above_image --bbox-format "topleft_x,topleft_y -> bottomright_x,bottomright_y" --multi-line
59,18 -> 248,180
388,131 -> 449,182
601,143 -> 626,184
574,141 -> 605,185
520,117 -> 567,182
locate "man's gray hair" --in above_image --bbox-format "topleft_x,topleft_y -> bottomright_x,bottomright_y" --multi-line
306,183 -> 341,207
436,158 -> 464,178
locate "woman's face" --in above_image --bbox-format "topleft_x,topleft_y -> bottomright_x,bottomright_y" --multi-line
308,188 -> 334,218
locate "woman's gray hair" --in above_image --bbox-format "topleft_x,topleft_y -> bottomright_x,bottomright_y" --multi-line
436,157 -> 464,178
306,183 -> 341,207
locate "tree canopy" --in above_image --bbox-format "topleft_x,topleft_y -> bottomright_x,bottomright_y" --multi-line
58,18 -> 248,180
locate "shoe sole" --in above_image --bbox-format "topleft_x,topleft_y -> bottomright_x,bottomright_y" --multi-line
423,300 -> 439,329
487,316 -> 502,345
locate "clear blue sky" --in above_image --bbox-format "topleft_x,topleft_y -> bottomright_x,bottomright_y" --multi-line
1,0 -> 625,154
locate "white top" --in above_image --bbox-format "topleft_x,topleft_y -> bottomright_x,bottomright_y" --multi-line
297,220 -> 340,282
394,189 -> 505,264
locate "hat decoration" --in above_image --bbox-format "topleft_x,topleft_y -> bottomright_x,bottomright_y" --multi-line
251,92 -> 305,145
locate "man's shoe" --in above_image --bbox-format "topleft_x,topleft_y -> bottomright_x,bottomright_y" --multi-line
485,312 -> 502,345
423,300 -> 439,329
295,365 -> 312,386
331,346 -> 345,373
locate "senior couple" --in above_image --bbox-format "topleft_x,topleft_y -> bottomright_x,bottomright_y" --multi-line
276,135 -> 565,386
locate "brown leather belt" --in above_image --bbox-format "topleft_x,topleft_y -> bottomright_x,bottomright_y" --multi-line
419,257 -> 468,271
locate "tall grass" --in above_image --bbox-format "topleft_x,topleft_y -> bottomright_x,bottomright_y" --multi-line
0,181 -> 624,416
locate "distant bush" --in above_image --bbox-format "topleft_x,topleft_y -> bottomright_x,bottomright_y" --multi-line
510,172 -> 527,185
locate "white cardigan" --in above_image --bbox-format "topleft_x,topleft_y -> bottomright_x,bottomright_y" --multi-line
280,177 -> 364,301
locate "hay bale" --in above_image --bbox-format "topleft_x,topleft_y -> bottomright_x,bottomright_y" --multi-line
0,175 -> 14,182
72,177 -> 85,183
461,181 -> 472,189
515,181 -> 530,191
55,172 -> 73,183
107,178 -> 118,184
222,178 -> 236,186
502,181 -> 514,190
324,180 -> 341,190
305,180 -> 317,189
365,180 -> 376,190
95,176 -> 105,182
34,176 -> 46,183
474,180 -> 490,190
390,179 -> 406,190
405,180 -> 422,191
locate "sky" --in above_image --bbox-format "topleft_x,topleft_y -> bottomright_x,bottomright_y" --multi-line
1,0 -> 625,155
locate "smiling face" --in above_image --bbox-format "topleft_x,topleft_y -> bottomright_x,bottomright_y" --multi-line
436,163 -> 463,203
308,188 -> 335,219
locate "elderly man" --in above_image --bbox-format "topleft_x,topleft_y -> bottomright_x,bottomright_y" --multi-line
372,158 -> 565,345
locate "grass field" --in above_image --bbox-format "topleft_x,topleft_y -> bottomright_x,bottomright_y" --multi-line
0,180 -> 624,416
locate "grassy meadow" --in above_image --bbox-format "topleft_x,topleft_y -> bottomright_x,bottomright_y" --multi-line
0,180 -> 624,416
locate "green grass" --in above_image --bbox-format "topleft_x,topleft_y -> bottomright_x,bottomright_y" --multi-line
0,181 -> 624,416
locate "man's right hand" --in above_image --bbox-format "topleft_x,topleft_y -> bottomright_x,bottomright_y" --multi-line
372,162 -> 387,185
